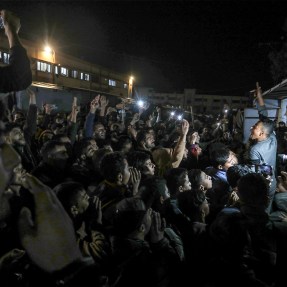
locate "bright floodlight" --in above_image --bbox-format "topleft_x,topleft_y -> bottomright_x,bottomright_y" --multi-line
177,115 -> 183,120
170,111 -> 175,116
44,46 -> 53,53
137,100 -> 144,108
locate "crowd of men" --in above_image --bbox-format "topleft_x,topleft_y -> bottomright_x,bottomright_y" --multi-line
1,9 -> 287,287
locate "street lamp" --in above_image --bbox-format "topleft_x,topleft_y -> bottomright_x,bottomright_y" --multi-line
43,45 -> 55,63
128,76 -> 134,99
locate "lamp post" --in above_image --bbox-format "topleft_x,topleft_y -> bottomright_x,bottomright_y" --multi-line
128,76 -> 134,99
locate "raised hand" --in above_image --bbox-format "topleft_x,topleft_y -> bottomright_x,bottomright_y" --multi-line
149,211 -> 166,243
180,119 -> 190,136
18,174 -> 82,273
90,95 -> 100,113
100,96 -> 109,108
129,167 -> 141,196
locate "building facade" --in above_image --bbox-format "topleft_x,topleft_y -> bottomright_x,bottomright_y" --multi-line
0,35 -> 130,111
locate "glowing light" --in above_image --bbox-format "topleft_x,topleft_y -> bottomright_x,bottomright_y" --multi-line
129,76 -> 134,85
170,111 -> 175,116
137,100 -> 144,108
44,46 -> 53,54
177,115 -> 183,120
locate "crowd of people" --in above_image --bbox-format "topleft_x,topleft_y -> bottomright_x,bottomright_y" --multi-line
1,9 -> 287,287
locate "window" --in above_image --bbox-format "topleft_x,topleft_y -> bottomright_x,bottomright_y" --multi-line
37,61 -> 51,73
213,99 -> 221,103
80,72 -> 90,81
124,83 -> 128,89
55,66 -> 59,74
61,67 -> 68,77
3,52 -> 9,64
109,79 -> 116,86
71,70 -> 78,78
84,73 -> 90,81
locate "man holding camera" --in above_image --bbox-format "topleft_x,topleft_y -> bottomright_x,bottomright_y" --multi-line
248,82 -> 277,213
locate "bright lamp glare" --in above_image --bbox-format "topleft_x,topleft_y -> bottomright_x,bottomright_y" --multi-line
177,115 -> 182,120
137,100 -> 144,107
170,111 -> 175,116
44,46 -> 52,53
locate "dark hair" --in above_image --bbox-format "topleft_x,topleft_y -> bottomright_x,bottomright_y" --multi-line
139,176 -> 167,211
92,148 -> 113,171
188,169 -> 203,190
136,129 -> 149,144
100,151 -> 127,182
127,151 -> 151,172
115,135 -> 133,151
165,168 -> 188,196
237,173 -> 269,207
40,140 -> 66,161
260,118 -> 274,137
3,122 -> 22,134
73,138 -> 94,159
177,190 -> 206,222
210,148 -> 230,168
113,197 -> 147,236
54,181 -> 85,216
226,164 -> 253,188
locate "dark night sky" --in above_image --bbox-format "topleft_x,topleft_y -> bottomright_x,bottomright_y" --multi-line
2,1 -> 287,95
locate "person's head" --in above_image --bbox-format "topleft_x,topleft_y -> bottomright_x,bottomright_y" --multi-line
138,176 -> 169,213
50,122 -> 66,135
136,130 -> 155,150
177,190 -> 209,223
4,123 -> 25,146
54,181 -> 90,226
93,122 -> 106,140
100,152 -> 130,185
92,148 -> 113,173
73,138 -> 98,161
127,151 -> 155,177
188,169 -> 212,192
115,135 -> 133,154
226,164 -> 253,189
165,168 -> 191,196
113,197 -> 152,238
13,111 -> 25,127
9,163 -> 26,187
210,148 -> 237,171
250,118 -> 274,141
40,140 -> 70,170
52,134 -> 71,144
237,173 -> 269,208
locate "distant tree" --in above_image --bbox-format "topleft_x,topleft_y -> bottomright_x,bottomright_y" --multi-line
268,19 -> 287,84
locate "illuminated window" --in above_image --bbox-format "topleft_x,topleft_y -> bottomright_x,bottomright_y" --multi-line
124,83 -> 128,89
61,67 -> 68,77
84,73 -> 90,81
71,70 -> 78,78
36,61 -> 51,73
3,52 -> 9,64
109,79 -> 116,86
55,66 -> 59,74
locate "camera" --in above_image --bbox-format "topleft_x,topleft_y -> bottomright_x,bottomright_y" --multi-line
247,164 -> 273,177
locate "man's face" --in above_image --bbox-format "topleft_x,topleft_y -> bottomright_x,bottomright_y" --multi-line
143,159 -> 155,176
200,171 -> 212,190
251,121 -> 264,140
84,140 -> 98,158
93,124 -> 106,140
144,134 -> 155,149
11,163 -> 26,186
9,127 -> 25,146
74,189 -> 90,215
181,173 -> 192,192
49,144 -> 69,169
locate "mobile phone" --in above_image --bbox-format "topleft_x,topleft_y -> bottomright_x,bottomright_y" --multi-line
0,16 -> 4,29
